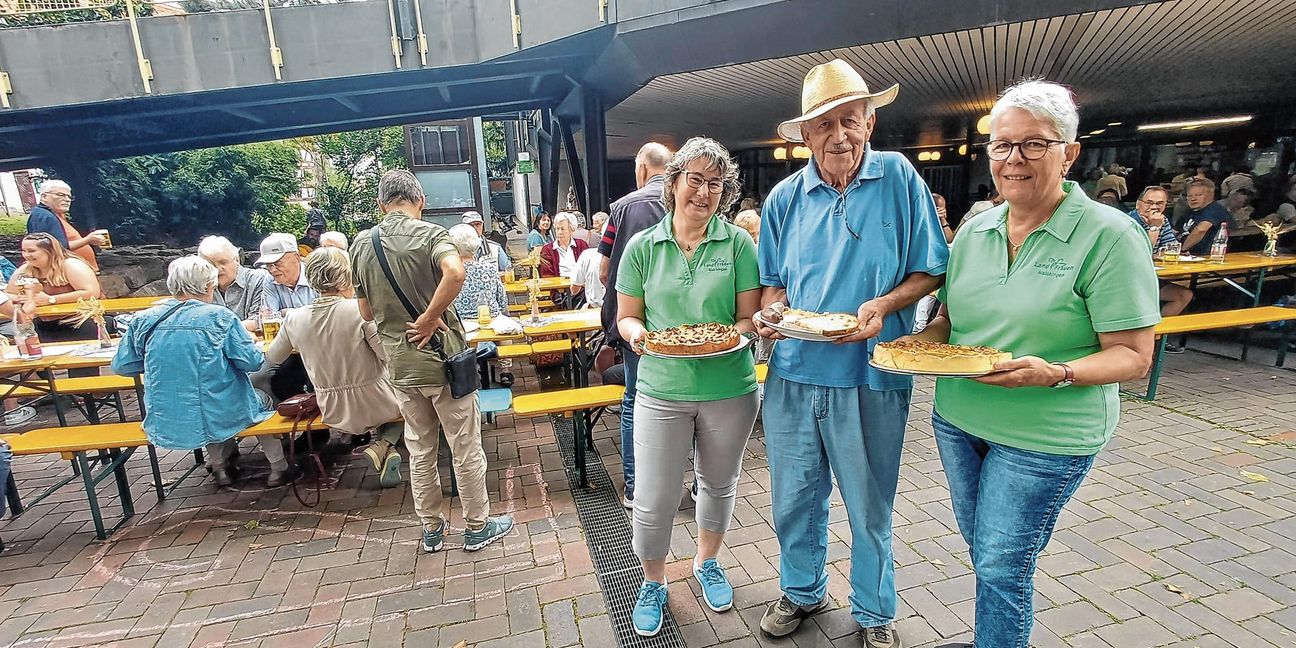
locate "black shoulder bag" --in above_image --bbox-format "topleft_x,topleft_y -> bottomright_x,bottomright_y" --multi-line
369,227 -> 480,399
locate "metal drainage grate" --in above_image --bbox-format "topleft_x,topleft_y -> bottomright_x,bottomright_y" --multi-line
551,416 -> 686,647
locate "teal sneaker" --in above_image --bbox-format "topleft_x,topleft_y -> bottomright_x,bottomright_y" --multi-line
694,558 -> 734,612
379,451 -> 402,488
632,580 -> 668,636
422,522 -> 445,553
463,515 -> 513,552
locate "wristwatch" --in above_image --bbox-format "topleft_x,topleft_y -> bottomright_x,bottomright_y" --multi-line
1050,363 -> 1074,389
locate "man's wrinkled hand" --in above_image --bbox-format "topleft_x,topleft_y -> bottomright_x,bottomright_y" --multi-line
834,300 -> 887,344
406,313 -> 449,348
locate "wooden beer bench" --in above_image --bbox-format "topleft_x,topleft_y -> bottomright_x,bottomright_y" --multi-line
1136,306 -> 1296,400
1,414 -> 329,540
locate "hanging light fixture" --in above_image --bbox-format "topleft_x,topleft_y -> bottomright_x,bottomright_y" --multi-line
773,146 -> 787,160
976,114 -> 992,135
958,144 -> 968,156
917,151 -> 931,161
792,146 -> 812,159
929,151 -> 942,161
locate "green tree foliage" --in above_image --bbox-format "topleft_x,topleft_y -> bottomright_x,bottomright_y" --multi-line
48,141 -> 302,246
0,0 -> 151,28
308,127 -> 406,233
483,121 -> 509,178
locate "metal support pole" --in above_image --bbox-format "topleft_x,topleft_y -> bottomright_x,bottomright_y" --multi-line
560,118 -> 587,215
385,0 -> 403,69
509,0 -> 522,48
0,68 -> 11,109
125,0 -> 153,94
262,0 -> 285,80
411,0 -> 429,66
581,90 -> 608,214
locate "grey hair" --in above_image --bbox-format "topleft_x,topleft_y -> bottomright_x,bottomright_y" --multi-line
662,137 -> 741,216
319,231 -> 349,250
990,79 -> 1080,143
38,179 -> 71,196
166,256 -> 219,297
592,211 -> 609,228
733,209 -> 761,237
635,142 -> 672,172
447,224 -> 482,257
378,169 -> 425,207
304,246 -> 352,294
197,235 -> 239,261
552,212 -> 579,232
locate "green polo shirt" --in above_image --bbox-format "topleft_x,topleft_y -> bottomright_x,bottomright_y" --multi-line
616,214 -> 760,402
934,181 -> 1161,455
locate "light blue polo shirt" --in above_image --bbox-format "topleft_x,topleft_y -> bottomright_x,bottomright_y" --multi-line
759,146 -> 949,390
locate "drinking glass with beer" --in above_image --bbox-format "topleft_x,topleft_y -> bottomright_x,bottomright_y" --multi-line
261,313 -> 283,342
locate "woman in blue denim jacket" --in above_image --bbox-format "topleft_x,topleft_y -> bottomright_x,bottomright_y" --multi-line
112,256 -> 282,487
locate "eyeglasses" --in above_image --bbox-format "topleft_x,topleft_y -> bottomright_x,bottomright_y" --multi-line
46,191 -> 73,201
984,138 -> 1067,161
684,172 -> 725,194
1138,199 -> 1168,209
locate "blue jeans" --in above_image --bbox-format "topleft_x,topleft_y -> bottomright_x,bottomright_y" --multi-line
620,344 -> 640,495
0,441 -> 12,517
932,413 -> 1094,648
764,371 -> 909,628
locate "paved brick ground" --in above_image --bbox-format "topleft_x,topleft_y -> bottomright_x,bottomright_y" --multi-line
0,337 -> 1293,647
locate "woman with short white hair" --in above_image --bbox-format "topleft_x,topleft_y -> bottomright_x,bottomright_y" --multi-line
916,80 -> 1160,648
263,247 -> 406,487
112,256 -> 290,488
539,211 -> 589,278
449,224 -> 508,323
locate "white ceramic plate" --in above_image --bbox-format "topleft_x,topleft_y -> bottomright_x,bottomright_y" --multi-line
868,359 -> 997,378
753,312 -> 851,342
642,334 -> 752,359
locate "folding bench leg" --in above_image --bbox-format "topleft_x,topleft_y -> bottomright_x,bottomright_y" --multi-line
5,472 -> 22,516
74,452 -> 109,540
572,411 -> 588,489
1278,324 -> 1292,368
110,449 -> 135,521
147,445 -> 165,500
1144,337 -> 1169,401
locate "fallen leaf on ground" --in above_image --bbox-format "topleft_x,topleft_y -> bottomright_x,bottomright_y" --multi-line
1239,470 -> 1270,483
453,642 -> 468,648
244,520 -> 259,530
1210,446 -> 1225,452
1164,583 -> 1192,600
931,559 -> 945,567
1241,490 -> 1256,496
1244,438 -> 1273,446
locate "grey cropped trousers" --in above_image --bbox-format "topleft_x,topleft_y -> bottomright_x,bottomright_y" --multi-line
631,390 -> 760,561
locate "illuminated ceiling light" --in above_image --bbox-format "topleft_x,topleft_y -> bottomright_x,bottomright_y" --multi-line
791,146 -> 811,159
1079,135 -> 1091,139
773,146 -> 787,161
1137,115 -> 1253,131
929,151 -> 941,161
1182,125 -> 1202,131
1088,129 -> 1106,135
917,151 -> 931,161
976,114 -> 992,135
957,144 -> 968,156
1199,140 -> 1214,146
1107,122 -> 1122,126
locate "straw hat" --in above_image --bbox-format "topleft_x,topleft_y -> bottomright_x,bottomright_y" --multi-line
777,59 -> 899,142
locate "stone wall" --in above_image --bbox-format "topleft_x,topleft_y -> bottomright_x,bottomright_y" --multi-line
0,236 -> 185,298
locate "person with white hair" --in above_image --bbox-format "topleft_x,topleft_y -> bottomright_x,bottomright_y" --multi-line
198,235 -> 272,332
587,211 -> 609,247
254,232 -> 319,403
754,59 -> 949,647
111,256 -> 292,488
538,211 -> 589,278
461,211 -> 511,271
263,247 -> 406,488
448,224 -> 508,324
27,179 -> 106,274
917,80 -> 1160,648
319,231 -> 349,251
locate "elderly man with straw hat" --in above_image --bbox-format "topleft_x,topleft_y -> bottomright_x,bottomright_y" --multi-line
754,59 -> 949,647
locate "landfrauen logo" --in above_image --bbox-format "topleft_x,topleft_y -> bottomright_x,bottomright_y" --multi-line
1034,257 -> 1075,278
702,257 -> 731,273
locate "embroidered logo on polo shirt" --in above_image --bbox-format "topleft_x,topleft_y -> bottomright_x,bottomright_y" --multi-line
702,257 -> 732,273
1034,257 -> 1076,278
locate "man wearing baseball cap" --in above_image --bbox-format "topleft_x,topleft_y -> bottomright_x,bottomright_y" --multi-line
255,233 -> 319,402
461,211 -> 511,272
754,59 -> 948,647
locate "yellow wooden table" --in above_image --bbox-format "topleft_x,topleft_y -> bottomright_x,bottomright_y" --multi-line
504,276 -> 571,294
37,295 -> 169,319
1156,253 -> 1296,306
466,309 -> 603,386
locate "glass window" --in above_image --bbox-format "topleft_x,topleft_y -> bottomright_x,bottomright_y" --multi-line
410,124 -> 470,167
415,170 -> 476,209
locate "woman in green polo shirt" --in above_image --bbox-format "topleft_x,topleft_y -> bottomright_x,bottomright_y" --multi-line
615,137 -> 761,637
916,81 -> 1160,648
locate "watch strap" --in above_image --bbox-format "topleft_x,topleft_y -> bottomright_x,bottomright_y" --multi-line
1051,362 -> 1074,387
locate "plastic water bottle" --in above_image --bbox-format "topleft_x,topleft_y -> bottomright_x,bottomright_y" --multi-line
1209,222 -> 1229,264
14,307 -> 42,360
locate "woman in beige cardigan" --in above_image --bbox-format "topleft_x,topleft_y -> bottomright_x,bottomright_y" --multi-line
263,247 -> 406,487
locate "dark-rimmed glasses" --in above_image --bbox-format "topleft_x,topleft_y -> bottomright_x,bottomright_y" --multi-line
984,138 -> 1067,161
684,172 -> 725,194
45,191 -> 73,202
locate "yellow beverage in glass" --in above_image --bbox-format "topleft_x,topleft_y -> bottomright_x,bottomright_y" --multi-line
477,304 -> 492,326
100,231 -> 113,248
261,318 -> 282,342
504,267 -> 515,283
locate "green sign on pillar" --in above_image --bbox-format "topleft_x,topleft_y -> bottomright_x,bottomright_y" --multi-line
517,152 -> 535,174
